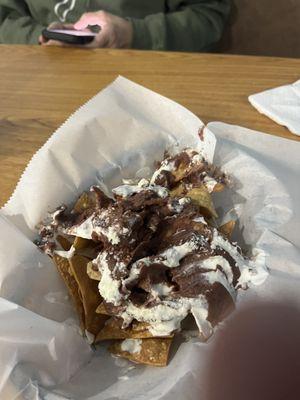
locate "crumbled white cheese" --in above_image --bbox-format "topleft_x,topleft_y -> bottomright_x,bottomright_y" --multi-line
168,197 -> 191,213
191,153 -> 203,164
150,160 -> 175,185
104,226 -> 120,245
121,339 -> 142,354
151,283 -> 173,298
112,184 -> 168,198
178,197 -> 190,206
203,176 -> 218,193
154,186 -> 169,198
137,178 -> 150,187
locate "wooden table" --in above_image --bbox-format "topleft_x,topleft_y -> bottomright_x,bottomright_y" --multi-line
0,45 -> 299,207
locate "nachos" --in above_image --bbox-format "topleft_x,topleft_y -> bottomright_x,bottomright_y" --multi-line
36,148 -> 267,366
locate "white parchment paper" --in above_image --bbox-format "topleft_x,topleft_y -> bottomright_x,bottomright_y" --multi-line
0,77 -> 299,400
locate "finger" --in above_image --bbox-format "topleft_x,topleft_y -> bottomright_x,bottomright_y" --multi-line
74,12 -> 106,30
85,28 -> 111,48
48,21 -> 65,30
39,35 -> 47,44
84,38 -> 107,49
43,40 -> 69,47
48,22 -> 74,30
43,39 -> 90,49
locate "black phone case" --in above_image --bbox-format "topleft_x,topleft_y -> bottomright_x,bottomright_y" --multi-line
42,29 -> 95,45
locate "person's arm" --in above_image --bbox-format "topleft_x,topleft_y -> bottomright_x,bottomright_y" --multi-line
130,0 -> 231,52
0,0 -> 44,44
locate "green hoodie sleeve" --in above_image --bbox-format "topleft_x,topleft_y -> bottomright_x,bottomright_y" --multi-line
0,1 -> 44,44
130,0 -> 231,52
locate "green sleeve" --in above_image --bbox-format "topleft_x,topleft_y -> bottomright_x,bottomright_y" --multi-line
0,1 -> 44,44
130,0 -> 231,52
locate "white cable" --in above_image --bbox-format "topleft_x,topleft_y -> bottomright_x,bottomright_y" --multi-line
54,0 -> 77,22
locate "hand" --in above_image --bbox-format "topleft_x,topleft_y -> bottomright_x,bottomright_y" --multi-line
39,22 -> 75,46
73,11 -> 133,49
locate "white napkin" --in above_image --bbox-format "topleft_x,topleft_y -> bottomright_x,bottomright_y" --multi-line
248,79 -> 300,136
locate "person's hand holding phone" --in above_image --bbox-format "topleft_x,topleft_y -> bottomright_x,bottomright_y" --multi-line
74,11 -> 133,48
40,11 -> 133,49
39,22 -> 76,46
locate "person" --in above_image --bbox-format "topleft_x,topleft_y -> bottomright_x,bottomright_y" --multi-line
0,0 -> 230,52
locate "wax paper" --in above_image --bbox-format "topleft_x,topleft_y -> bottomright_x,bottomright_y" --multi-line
0,77 -> 299,400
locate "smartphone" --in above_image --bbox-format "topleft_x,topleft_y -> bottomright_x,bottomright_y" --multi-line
42,29 -> 97,45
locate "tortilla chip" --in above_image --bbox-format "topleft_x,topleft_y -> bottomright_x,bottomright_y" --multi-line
170,183 -> 185,197
73,237 -> 92,250
109,338 -> 173,367
56,235 -> 73,251
96,303 -> 111,315
73,237 -> 102,259
72,192 -> 94,213
52,254 -> 85,329
69,255 -> 107,336
172,164 -> 190,183
219,220 -> 236,238
186,186 -> 218,218
87,261 -> 101,281
95,317 -> 154,341
212,182 -> 225,193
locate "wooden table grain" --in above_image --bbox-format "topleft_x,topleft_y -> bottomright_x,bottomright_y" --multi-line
0,45 -> 299,207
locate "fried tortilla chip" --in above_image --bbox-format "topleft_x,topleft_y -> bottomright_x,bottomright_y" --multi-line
96,303 -> 111,315
73,237 -> 92,250
219,220 -> 236,238
172,163 -> 190,183
212,182 -> 225,193
73,187 -> 112,212
186,186 -> 218,218
69,255 -> 107,336
53,254 -> 85,329
109,338 -> 173,367
95,317 -> 154,341
73,237 -> 102,259
56,235 -> 73,251
72,192 -> 95,213
170,183 -> 185,198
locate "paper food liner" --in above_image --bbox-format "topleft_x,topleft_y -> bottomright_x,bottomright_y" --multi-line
0,77 -> 300,400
